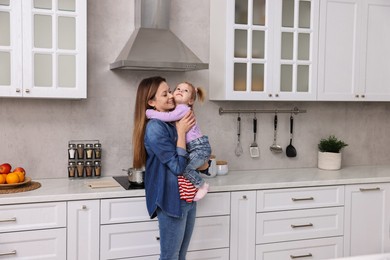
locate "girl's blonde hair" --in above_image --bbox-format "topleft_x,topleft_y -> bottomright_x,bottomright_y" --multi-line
180,81 -> 206,106
132,76 -> 166,169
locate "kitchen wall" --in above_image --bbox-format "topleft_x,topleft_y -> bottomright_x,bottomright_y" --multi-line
1,0 -> 390,179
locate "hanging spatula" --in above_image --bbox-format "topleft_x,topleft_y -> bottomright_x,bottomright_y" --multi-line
250,114 -> 260,158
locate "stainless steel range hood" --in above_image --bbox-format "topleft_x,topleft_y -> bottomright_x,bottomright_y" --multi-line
110,0 -> 208,72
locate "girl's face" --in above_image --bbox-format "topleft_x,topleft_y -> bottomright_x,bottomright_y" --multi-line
173,83 -> 194,105
148,81 -> 175,112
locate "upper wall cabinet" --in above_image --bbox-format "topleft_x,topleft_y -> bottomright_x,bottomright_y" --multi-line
209,0 -> 319,101
0,0 -> 86,99
318,0 -> 390,101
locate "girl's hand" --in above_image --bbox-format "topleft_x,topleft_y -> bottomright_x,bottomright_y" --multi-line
176,111 -> 195,134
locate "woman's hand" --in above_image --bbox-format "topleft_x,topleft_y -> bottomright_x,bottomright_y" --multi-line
176,111 -> 195,134
175,111 -> 195,150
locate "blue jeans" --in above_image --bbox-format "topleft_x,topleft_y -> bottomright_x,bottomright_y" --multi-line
157,200 -> 197,260
184,136 -> 212,188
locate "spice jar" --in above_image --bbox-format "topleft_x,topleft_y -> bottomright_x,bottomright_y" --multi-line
68,143 -> 76,160
85,161 -> 93,177
94,143 -> 102,159
76,161 -> 84,177
85,144 -> 94,159
68,161 -> 76,178
77,144 -> 84,160
94,161 -> 101,177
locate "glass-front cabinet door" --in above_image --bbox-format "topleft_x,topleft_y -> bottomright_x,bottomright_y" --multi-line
0,0 -> 22,97
0,0 -> 86,99
209,0 -> 319,100
273,0 -> 319,100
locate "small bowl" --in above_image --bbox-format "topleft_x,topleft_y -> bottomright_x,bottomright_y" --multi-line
216,161 -> 228,175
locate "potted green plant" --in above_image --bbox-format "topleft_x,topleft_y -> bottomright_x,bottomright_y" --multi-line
318,135 -> 348,170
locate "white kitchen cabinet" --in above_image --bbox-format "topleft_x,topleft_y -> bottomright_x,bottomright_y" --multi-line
67,200 -> 100,260
318,0 -> 390,101
230,191 -> 256,260
344,183 -> 390,257
100,193 -> 231,260
209,0 -> 319,101
256,186 -> 345,259
0,201 -> 67,259
0,0 -> 87,99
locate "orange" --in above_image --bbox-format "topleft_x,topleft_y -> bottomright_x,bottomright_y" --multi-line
6,172 -> 20,184
14,171 -> 25,182
0,174 -> 5,184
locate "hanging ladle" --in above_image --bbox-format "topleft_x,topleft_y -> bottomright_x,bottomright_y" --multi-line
286,114 -> 297,157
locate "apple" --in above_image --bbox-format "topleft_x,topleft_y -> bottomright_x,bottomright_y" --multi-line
0,163 -> 12,175
13,167 -> 25,175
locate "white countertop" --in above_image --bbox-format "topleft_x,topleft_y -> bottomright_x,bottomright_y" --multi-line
1,165 -> 390,205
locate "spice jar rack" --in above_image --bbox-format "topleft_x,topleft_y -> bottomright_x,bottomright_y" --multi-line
68,140 -> 102,178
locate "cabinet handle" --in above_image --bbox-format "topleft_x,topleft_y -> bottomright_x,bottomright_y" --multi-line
275,93 -> 279,97
290,253 -> 312,259
155,236 -> 160,241
242,195 -> 247,200
291,197 -> 314,202
16,88 -> 21,93
355,94 -> 359,98
0,250 -> 17,256
25,89 -> 30,93
291,223 -> 313,228
361,95 -> 365,98
0,217 -> 16,223
82,205 -> 87,210
268,94 -> 272,97
359,187 -> 380,192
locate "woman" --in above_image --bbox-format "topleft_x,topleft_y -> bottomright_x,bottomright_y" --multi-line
132,76 -> 197,260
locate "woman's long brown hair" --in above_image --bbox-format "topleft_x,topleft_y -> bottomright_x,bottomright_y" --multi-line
132,76 -> 166,169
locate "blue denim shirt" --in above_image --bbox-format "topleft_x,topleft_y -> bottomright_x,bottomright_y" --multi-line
144,119 -> 189,219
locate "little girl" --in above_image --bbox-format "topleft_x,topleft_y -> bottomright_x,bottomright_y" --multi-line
146,82 -> 211,201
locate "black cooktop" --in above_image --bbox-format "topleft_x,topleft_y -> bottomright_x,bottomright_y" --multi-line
113,176 -> 144,190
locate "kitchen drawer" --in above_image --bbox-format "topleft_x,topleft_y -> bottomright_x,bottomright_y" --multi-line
109,248 -> 230,260
256,207 -> 344,244
196,192 -> 230,217
101,193 -> 230,224
0,228 -> 66,259
257,186 -> 344,212
100,216 -> 230,259
256,236 -> 343,260
101,197 -> 151,224
0,202 -> 66,233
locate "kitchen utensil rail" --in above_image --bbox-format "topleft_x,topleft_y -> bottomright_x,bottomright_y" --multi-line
218,106 -> 306,115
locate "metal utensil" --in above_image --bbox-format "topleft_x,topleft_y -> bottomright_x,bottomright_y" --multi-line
250,114 -> 260,158
235,114 -> 243,156
286,115 -> 297,157
270,113 -> 283,153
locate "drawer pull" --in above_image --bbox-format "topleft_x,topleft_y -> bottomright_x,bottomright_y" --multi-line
291,197 -> 314,202
291,223 -> 313,228
156,236 -> 160,241
0,250 -> 17,256
0,217 -> 16,223
359,187 -> 380,192
290,253 -> 312,259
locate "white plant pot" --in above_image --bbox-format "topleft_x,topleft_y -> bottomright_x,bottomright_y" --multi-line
318,151 -> 342,170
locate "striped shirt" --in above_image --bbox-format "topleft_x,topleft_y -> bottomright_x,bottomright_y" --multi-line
178,176 -> 198,203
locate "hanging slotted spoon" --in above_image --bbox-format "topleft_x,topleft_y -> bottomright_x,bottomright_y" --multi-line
270,113 -> 283,153
235,114 -> 243,156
